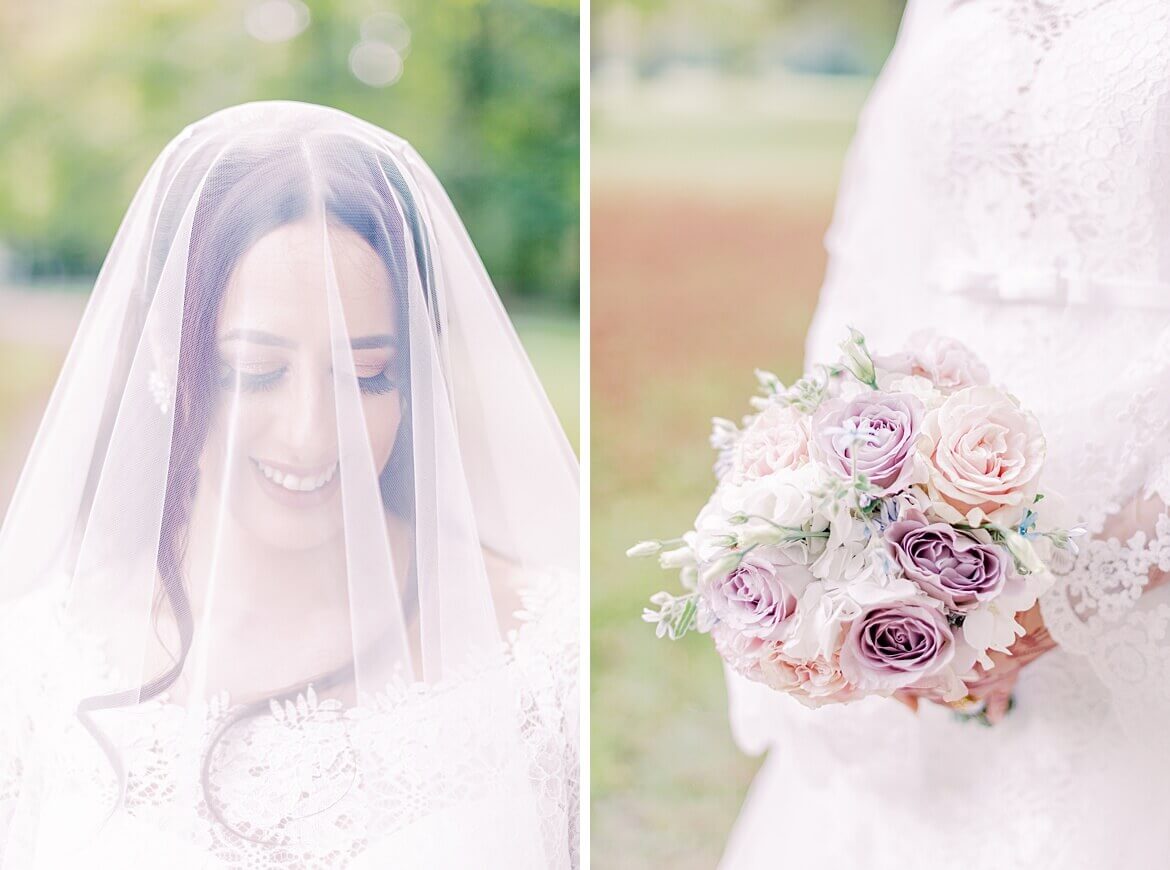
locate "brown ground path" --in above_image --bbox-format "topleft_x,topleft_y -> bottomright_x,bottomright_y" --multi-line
591,191 -> 831,411
590,190 -> 832,492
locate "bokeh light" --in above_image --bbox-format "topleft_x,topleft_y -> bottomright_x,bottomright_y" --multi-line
349,40 -> 405,88
361,12 -> 412,55
244,0 -> 310,44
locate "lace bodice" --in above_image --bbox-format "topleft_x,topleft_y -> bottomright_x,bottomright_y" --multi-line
0,573 -> 578,869
829,0 -> 1170,309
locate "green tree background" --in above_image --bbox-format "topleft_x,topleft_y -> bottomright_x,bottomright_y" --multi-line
0,0 -> 580,310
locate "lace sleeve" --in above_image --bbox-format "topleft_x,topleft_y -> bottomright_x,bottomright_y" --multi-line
1040,465 -> 1170,751
508,571 -> 579,869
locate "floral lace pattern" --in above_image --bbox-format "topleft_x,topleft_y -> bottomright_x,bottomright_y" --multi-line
0,573 -> 578,869
903,0 -> 1170,303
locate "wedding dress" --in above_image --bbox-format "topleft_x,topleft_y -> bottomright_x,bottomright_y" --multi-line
0,102 -> 579,869
722,2 -> 1170,867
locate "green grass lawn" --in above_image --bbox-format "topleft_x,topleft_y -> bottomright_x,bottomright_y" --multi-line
514,312 -> 581,454
0,342 -> 58,451
591,75 -> 865,868
593,74 -> 868,203
591,373 -> 773,869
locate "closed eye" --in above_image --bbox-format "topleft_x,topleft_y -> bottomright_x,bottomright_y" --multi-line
219,361 -> 287,392
357,369 -> 395,395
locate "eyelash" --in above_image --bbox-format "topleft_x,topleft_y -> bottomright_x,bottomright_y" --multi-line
357,371 -> 395,395
219,365 -> 285,393
219,365 -> 396,395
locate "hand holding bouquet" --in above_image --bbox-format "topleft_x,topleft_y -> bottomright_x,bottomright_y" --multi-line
632,329 -> 1080,717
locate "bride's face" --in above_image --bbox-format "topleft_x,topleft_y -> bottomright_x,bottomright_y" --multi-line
200,219 -> 403,551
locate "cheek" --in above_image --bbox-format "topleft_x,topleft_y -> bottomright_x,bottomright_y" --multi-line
364,394 -> 404,468
198,395 -> 234,474
199,393 -> 275,474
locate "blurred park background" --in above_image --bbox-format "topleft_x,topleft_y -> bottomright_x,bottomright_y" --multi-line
591,0 -> 904,866
0,0 -> 580,514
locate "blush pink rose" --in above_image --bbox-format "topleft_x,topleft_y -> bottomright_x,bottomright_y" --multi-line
733,404 -> 810,481
755,644 -> 858,707
923,386 -> 1046,526
877,332 -> 990,393
712,623 -> 766,679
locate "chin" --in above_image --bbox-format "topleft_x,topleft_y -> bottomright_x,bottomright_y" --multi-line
234,468 -> 345,552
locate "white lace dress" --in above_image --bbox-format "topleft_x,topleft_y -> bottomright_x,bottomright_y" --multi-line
0,574 -> 578,869
722,1 -> 1170,867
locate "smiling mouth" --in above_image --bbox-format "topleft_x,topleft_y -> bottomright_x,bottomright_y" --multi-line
251,458 -> 339,493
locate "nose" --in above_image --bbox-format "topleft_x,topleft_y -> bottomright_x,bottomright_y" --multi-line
278,363 -> 337,462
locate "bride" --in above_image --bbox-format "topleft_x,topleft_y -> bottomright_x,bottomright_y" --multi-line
721,1 -> 1170,867
0,102 -> 578,868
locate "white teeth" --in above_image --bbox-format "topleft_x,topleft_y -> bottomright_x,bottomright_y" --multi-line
255,460 -> 338,493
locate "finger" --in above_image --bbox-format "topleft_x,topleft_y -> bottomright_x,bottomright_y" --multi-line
984,691 -> 1012,725
894,691 -> 919,713
968,664 -> 1021,700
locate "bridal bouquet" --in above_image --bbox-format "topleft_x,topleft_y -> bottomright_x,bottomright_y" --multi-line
632,330 -> 1080,710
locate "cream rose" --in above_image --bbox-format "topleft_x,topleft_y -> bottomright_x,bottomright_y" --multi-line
923,386 -> 1045,526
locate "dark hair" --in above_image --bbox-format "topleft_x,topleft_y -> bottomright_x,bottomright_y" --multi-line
77,132 -> 436,842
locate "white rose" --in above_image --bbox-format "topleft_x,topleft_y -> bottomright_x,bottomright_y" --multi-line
781,583 -> 860,661
808,505 -> 872,582
718,465 -> 820,532
841,561 -> 924,606
879,373 -> 945,411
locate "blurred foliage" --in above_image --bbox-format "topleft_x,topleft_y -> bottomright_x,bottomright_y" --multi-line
0,0 -> 579,309
593,0 -> 905,28
592,0 -> 906,76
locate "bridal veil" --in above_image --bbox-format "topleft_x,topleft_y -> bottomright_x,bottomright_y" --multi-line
0,101 -> 578,867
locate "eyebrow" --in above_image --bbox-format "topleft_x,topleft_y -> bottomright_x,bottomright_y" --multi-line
220,329 -> 396,351
220,328 -> 294,348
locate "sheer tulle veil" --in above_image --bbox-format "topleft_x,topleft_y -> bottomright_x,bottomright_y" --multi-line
0,101 -> 578,866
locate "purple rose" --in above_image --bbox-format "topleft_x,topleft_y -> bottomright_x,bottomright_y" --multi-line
812,392 -> 924,496
702,553 -> 803,642
885,510 -> 1007,611
839,603 -> 954,692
